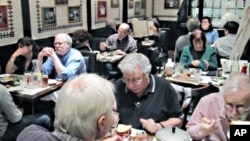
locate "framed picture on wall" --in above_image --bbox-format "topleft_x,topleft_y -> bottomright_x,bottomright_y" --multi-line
129,0 -> 133,9
68,6 -> 80,23
55,0 -> 68,5
164,0 -> 179,9
42,7 -> 56,27
97,1 -> 107,18
111,0 -> 119,8
134,2 -> 140,15
0,5 -> 8,30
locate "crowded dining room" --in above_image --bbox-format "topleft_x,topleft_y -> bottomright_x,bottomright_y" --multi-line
1,0 -> 250,141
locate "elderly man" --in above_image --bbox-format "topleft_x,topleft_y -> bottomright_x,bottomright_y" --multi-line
100,23 -> 137,79
114,53 -> 183,134
32,33 -> 86,118
186,73 -> 250,141
100,23 -> 137,55
17,74 -> 121,141
38,33 -> 86,81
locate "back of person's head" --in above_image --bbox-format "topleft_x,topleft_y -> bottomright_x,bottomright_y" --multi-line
200,16 -> 213,32
56,33 -> 73,45
72,29 -> 92,44
118,53 -> 152,75
186,18 -> 200,32
222,73 -> 250,97
54,73 -> 116,140
223,21 -> 239,34
190,29 -> 207,47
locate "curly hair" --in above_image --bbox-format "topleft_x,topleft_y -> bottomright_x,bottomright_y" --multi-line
72,29 -> 92,44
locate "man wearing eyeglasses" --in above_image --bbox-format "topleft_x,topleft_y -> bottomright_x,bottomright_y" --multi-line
114,53 -> 183,134
35,33 -> 86,117
38,33 -> 86,81
186,73 -> 250,141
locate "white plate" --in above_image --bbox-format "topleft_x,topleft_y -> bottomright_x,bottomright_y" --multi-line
48,79 -> 57,85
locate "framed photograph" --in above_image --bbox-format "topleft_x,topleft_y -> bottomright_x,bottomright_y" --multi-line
134,2 -> 140,15
68,6 -> 80,23
55,0 -> 68,5
141,0 -> 146,9
42,7 -> 56,27
0,5 -> 8,30
164,0 -> 179,9
111,0 -> 119,8
97,1 -> 107,18
129,0 -> 133,9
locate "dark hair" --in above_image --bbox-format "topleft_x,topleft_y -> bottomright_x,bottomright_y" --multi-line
190,29 -> 207,48
72,29 -> 92,44
17,37 -> 39,52
200,16 -> 213,32
224,21 -> 239,34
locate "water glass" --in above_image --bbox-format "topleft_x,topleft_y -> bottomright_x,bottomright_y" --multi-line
24,71 -> 32,88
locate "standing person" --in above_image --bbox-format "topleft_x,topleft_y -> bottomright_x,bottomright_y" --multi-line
38,33 -> 86,81
212,21 -> 239,58
17,73 -> 121,141
186,73 -> 250,141
179,29 -> 218,71
5,37 -> 40,74
174,17 -> 200,62
0,84 -> 50,141
115,53 -> 183,134
200,16 -> 219,44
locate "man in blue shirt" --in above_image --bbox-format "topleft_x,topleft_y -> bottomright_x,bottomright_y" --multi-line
38,33 -> 86,81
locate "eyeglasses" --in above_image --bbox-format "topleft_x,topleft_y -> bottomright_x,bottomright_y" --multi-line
118,30 -> 128,34
122,77 -> 143,84
225,104 -> 250,114
54,42 -> 67,46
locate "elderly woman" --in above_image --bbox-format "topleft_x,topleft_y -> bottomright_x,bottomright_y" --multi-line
5,37 -> 39,74
180,29 -> 218,71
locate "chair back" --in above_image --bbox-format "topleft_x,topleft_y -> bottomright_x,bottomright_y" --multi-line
191,83 -> 219,113
81,51 -> 98,73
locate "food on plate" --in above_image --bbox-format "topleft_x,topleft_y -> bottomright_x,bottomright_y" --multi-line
116,124 -> 132,138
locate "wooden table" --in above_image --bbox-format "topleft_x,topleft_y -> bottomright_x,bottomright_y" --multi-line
3,75 -> 64,114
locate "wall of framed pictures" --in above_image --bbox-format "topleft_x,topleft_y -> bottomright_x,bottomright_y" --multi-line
0,0 -> 24,46
29,0 -> 87,40
91,0 -> 123,30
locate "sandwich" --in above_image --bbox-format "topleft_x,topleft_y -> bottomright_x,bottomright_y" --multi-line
116,124 -> 132,138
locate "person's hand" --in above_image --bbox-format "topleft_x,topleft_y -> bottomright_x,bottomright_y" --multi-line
200,117 -> 219,135
203,60 -> 209,69
39,47 -> 55,58
182,98 -> 191,109
191,60 -> 200,67
140,118 -> 161,134
102,135 -> 122,141
100,42 -> 107,51
114,49 -> 126,55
